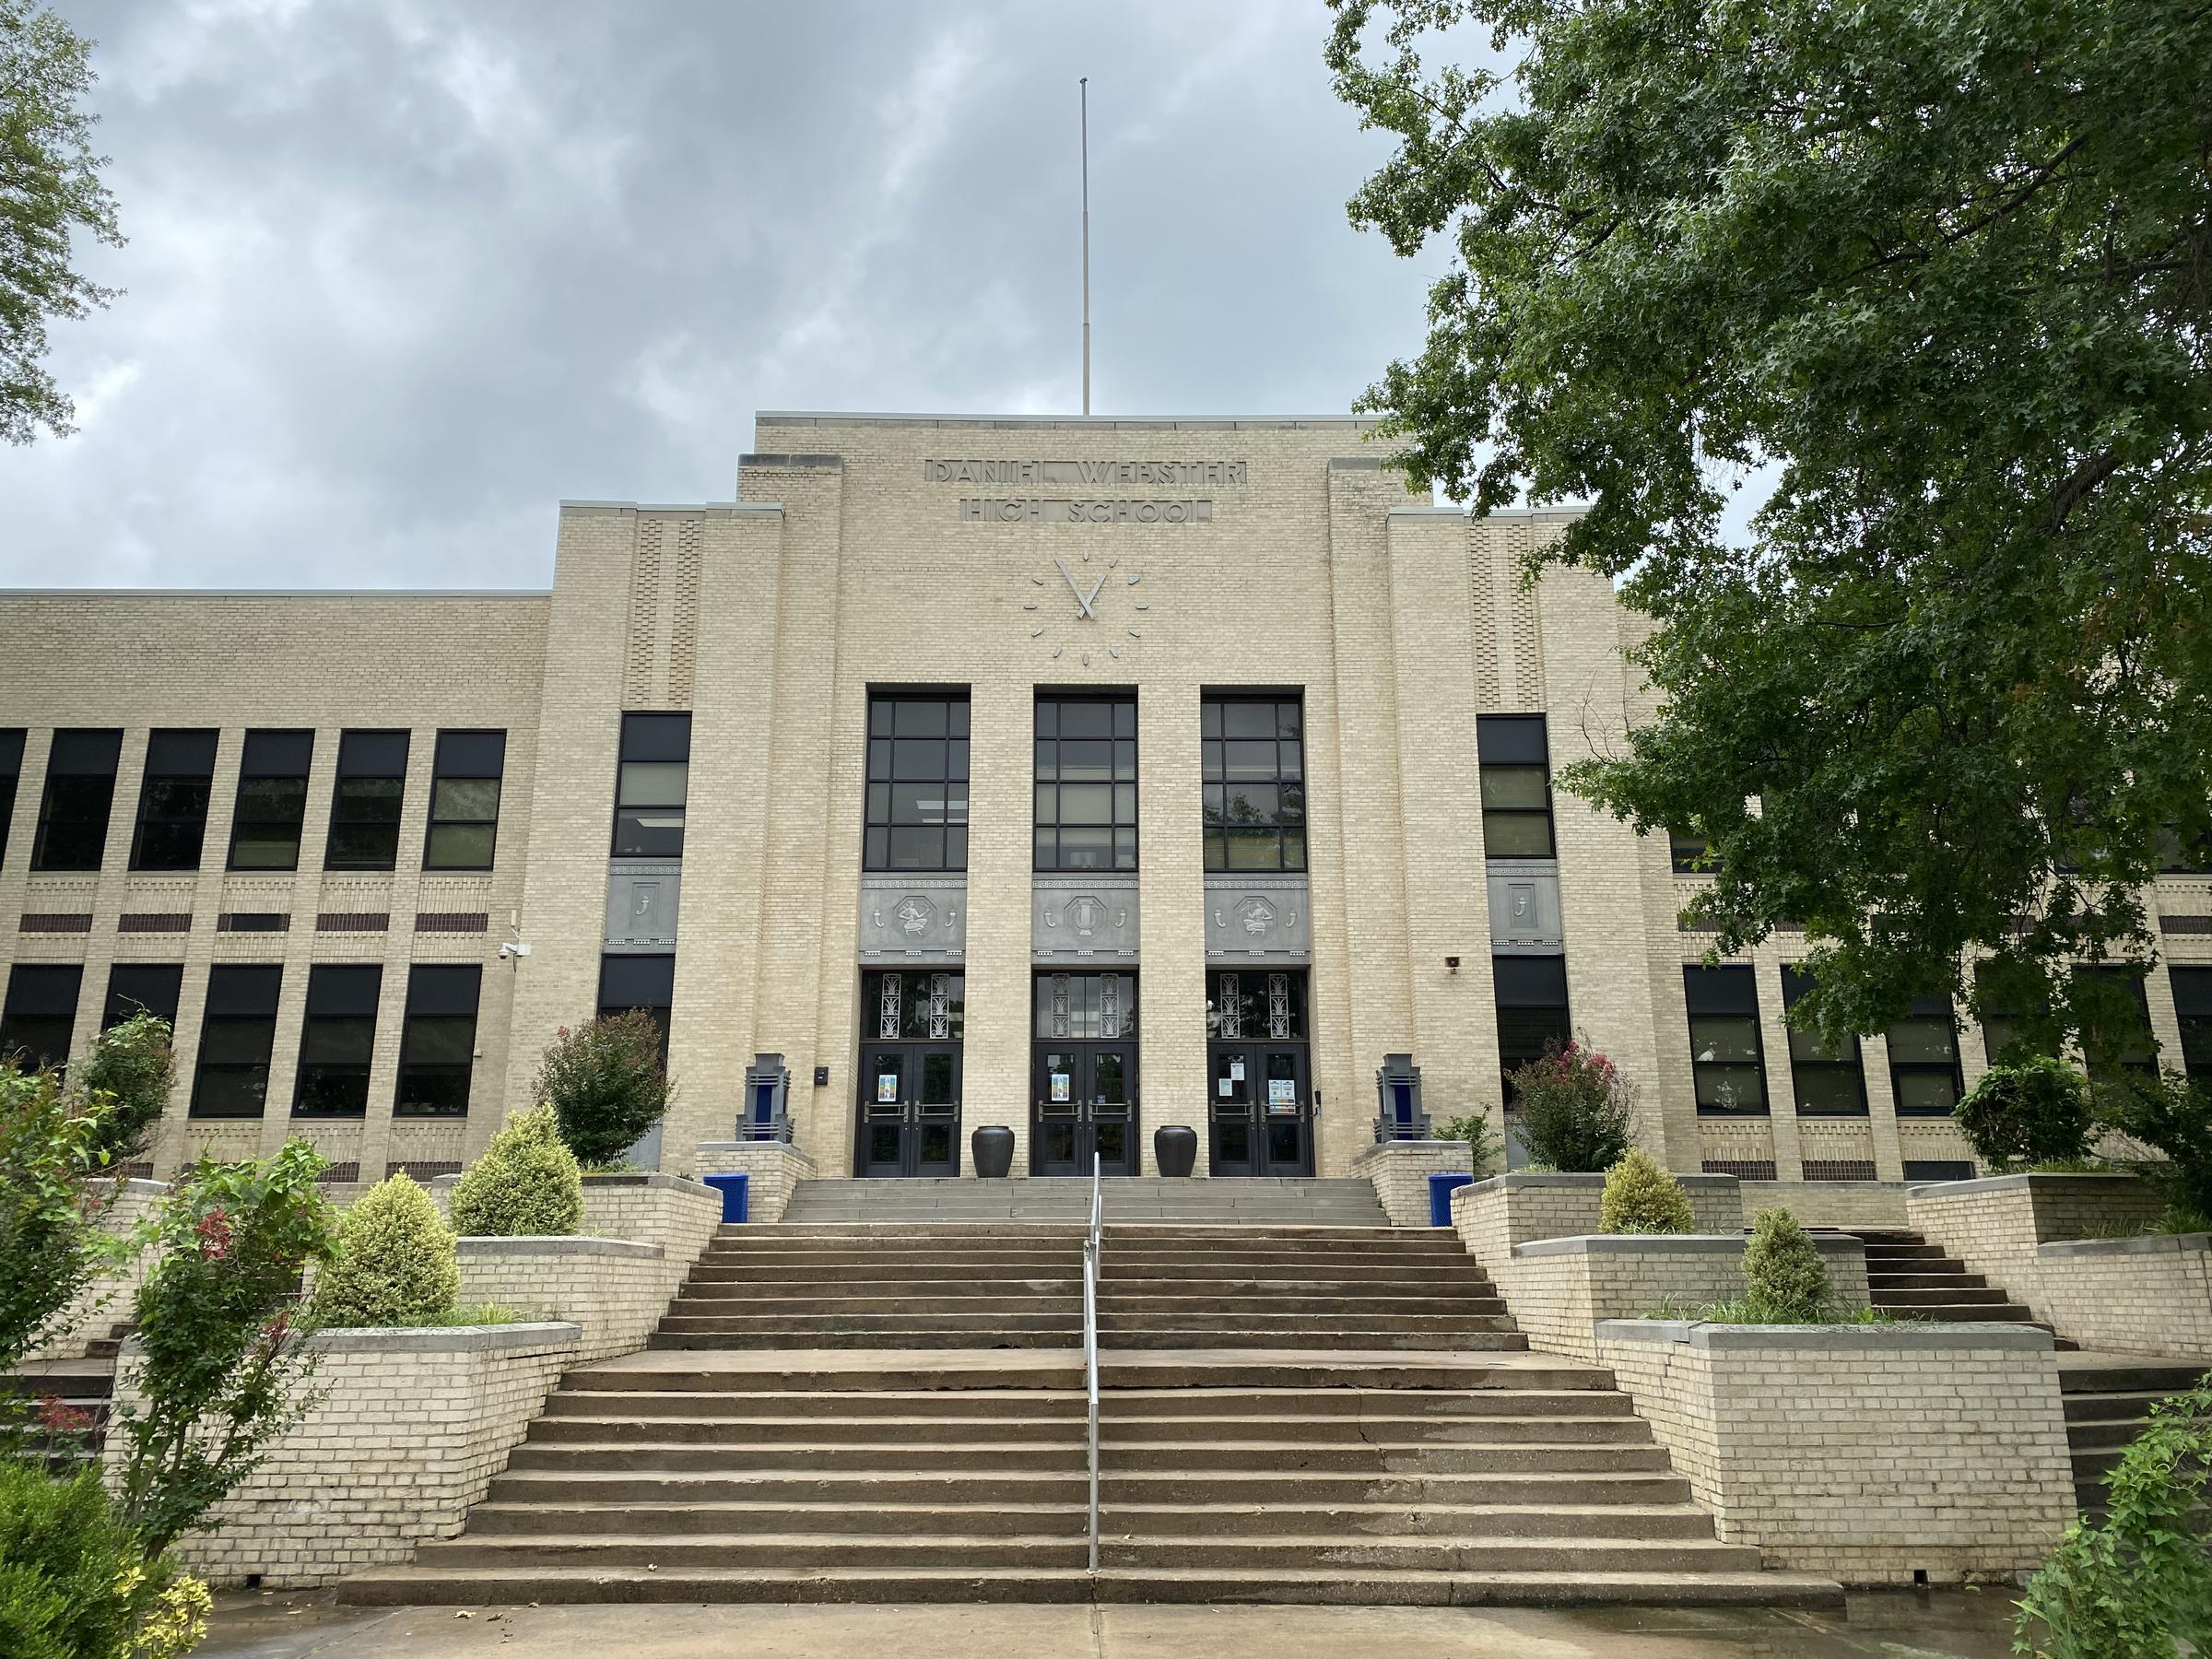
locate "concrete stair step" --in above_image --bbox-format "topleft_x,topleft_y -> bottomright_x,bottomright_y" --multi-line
506,1442 -> 1085,1474
2065,1419 -> 2155,1452
669,1295 -> 1078,1315
465,1500 -> 1082,1538
1107,1442 -> 1675,1475
1098,1357 -> 1596,1389
1105,1414 -> 1653,1445
1097,1297 -> 1508,1316
1100,1470 -> 1694,1505
1870,1285 -> 2006,1306
1874,1303 -> 2038,1323
1102,1331 -> 1528,1352
1865,1270 -> 1983,1290
569,1361 -> 1087,1392
335,1563 -> 1100,1606
542,1387 -> 1081,1418
1100,1386 -> 1637,1418
416,1534 -> 1088,1571
1099,1312 -> 1514,1331
1100,1536 -> 1769,1574
528,1413 -> 1085,1444
1106,1499 -> 1724,1540
485,1470 -> 1092,1505
658,1312 -> 1079,1333
1088,1565 -> 1842,1608
2062,1387 -> 2190,1424
648,1331 -> 1080,1351
2059,1362 -> 2206,1394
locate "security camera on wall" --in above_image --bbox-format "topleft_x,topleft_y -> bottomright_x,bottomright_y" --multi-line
497,940 -> 531,959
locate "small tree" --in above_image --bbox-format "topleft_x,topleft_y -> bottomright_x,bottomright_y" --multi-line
1957,1056 -> 2095,1171
73,1011 -> 174,1165
2095,1071 -> 2212,1229
0,1063 -> 116,1371
1508,1037 -> 1635,1172
535,1012 -> 672,1167
112,1139 -> 340,1555
1599,1149 -> 1695,1235
312,1172 -> 459,1328
1435,1111 -> 1502,1178
1742,1207 -> 1830,1322
450,1104 -> 583,1237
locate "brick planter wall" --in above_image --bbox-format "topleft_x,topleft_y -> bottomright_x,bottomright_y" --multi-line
1501,1235 -> 1869,1363
1738,1180 -> 1909,1230
1907,1174 -> 2172,1338
1594,1319 -> 2072,1583
1351,1140 -> 1476,1226
110,1322 -> 580,1588
454,1237 -> 666,1361
694,1140 -> 819,1222
1449,1171 -> 1744,1273
29,1177 -> 166,1362
579,1171 -> 721,1304
2032,1234 -> 2212,1359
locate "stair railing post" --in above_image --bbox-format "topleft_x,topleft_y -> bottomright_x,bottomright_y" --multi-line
1085,1149 -> 1101,1575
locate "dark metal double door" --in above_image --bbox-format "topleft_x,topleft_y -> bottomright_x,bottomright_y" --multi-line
857,1041 -> 961,1177
1208,1041 -> 1313,1176
1032,1042 -> 1138,1176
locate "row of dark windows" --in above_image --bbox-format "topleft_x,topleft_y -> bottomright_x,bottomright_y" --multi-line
0,960 -> 483,1119
0,728 -> 506,876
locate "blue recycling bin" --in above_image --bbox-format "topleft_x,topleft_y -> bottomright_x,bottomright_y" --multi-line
1428,1171 -> 1476,1227
702,1171 -> 750,1223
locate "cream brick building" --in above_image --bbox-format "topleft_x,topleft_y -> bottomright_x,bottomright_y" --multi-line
6,410 -> 2206,1193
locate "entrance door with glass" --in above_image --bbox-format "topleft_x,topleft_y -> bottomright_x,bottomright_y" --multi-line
1206,969 -> 1314,1176
855,971 -> 963,1178
1030,971 -> 1139,1176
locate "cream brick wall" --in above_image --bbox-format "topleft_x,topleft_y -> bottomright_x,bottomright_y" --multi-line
26,1177 -> 164,1361
1596,1320 -> 2072,1583
109,1322 -> 579,1588
453,1237 -> 665,1361
577,1171 -> 722,1304
1738,1180 -> 1910,1230
1353,1139 -> 1476,1226
1449,1171 -> 1746,1274
2030,1234 -> 2212,1359
693,1140 -> 818,1222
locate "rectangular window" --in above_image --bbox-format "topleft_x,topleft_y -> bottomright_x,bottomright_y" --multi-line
325,730 -> 409,871
1975,959 -> 2054,1065
1779,966 -> 1866,1115
1034,696 -> 1136,871
865,694 -> 971,872
0,729 -> 24,868
1476,715 -> 1553,858
228,730 -> 314,871
599,953 -> 676,1066
129,728 -> 219,872
394,964 -> 480,1117
31,728 -> 124,871
2073,965 -> 2158,1081
2171,967 -> 2212,1083
1494,955 -> 1571,1105
1,964 -> 83,1072
1668,830 -> 1715,874
190,965 -> 282,1118
1030,971 -> 1128,1040
1888,994 -> 1965,1117
1200,695 -> 1305,872
294,964 -> 381,1117
424,730 -> 506,871
612,712 -> 690,858
103,964 -> 183,1030
1686,964 -> 1767,1115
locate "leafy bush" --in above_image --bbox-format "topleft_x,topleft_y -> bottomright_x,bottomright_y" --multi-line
2094,1071 -> 2212,1230
1956,1055 -> 2094,1170
450,1104 -> 583,1237
535,1012 -> 673,1167
1506,1036 -> 1635,1171
312,1172 -> 459,1328
1741,1207 -> 1831,1321
1645,1298 -> 1903,1326
2015,1374 -> 2212,1657
72,1013 -> 174,1165
112,1139 -> 340,1555
0,1064 -> 117,1371
0,1464 -> 209,1659
1599,1148 -> 1696,1234
1435,1112 -> 1502,1178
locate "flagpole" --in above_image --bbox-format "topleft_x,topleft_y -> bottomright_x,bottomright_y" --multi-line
1080,76 -> 1091,417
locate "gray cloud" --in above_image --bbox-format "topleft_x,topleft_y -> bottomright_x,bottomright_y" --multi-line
0,0 -> 1453,590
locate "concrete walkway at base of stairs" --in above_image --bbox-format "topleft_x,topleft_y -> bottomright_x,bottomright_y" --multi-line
197,1588 -> 2025,1659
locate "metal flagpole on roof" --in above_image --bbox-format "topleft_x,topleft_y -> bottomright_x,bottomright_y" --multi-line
1081,77 -> 1091,417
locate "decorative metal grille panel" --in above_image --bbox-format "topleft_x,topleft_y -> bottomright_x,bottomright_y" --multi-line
1218,971 -> 1241,1039
1050,973 -> 1071,1039
878,973 -> 902,1039
1267,971 -> 1291,1039
1100,973 -> 1123,1040
927,972 -> 950,1040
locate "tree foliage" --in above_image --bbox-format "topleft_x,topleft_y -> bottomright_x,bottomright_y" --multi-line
1740,1206 -> 1833,1321
72,1013 -> 173,1165
1506,1036 -> 1634,1171
1328,0 -> 2212,1052
0,1464 -> 208,1659
0,0 -> 123,444
535,1012 -> 673,1168
1957,1055 -> 2097,1170
0,1062 -> 115,1371
1598,1147 -> 1695,1234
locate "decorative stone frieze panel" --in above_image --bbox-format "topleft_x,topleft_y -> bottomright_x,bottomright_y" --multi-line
606,859 -> 681,951
1031,873 -> 1138,961
1486,857 -> 1563,953
857,875 -> 966,962
1202,873 -> 1310,962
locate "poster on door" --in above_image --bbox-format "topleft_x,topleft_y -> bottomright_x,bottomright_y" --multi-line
877,1074 -> 899,1103
1267,1077 -> 1298,1111
1051,1072 -> 1071,1102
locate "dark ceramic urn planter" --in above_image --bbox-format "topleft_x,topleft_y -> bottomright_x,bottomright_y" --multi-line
1153,1124 -> 1198,1178
971,1125 -> 1015,1179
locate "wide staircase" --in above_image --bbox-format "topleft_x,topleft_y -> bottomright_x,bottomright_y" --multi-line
2060,1356 -> 2206,1523
1853,1228 -> 2064,1336
781,1176 -> 1390,1227
341,1202 -> 1841,1608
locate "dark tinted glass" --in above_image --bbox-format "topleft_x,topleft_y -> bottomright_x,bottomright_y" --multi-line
32,730 -> 123,872
326,731 -> 408,871
865,695 -> 971,871
1200,696 -> 1306,872
104,964 -> 183,1029
0,964 -> 83,1071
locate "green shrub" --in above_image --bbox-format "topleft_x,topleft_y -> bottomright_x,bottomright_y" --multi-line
0,1065 -> 116,1371
1599,1148 -> 1696,1234
2094,1070 -> 2212,1229
0,1464 -> 209,1659
1956,1055 -> 2094,1170
1507,1036 -> 1636,1171
535,1012 -> 674,1167
2015,1374 -> 2212,1657
1740,1207 -> 1830,1321
450,1105 -> 583,1238
312,1173 -> 459,1328
72,1013 -> 174,1165
1435,1112 -> 1502,1178
1644,1298 -> 1904,1326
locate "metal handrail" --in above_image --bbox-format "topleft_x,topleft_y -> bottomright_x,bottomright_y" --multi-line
1083,1149 -> 1102,1574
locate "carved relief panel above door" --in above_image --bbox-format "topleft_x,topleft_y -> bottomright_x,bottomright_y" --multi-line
1203,875 -> 1311,962
606,861 -> 682,952
857,876 -> 967,962
1032,874 -> 1139,961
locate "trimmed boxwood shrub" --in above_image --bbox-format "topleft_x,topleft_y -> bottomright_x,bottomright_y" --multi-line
1956,1055 -> 2094,1170
1599,1148 -> 1696,1234
312,1172 -> 459,1327
450,1105 -> 583,1237
1741,1206 -> 1830,1320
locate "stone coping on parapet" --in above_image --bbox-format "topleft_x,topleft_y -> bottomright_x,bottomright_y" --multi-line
578,1171 -> 719,1198
2040,1230 -> 2212,1260
453,1235 -> 662,1260
124,1322 -> 580,1357
1905,1171 -> 2151,1198
1459,1171 -> 1743,1195
0,588 -> 550,600
1597,1318 -> 2056,1353
1512,1232 -> 1864,1259
559,500 -> 782,517
757,411 -> 1378,431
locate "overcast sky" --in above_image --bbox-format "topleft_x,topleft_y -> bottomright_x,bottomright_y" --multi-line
0,0 -> 1467,591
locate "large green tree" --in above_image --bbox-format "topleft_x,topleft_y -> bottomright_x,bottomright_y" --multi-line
1327,0 -> 2212,1053
1,0 -> 121,444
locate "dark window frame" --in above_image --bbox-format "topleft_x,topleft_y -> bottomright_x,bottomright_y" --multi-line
1200,694 -> 1306,873
598,953 -> 676,1068
1,963 -> 84,1073
423,729 -> 506,872
190,964 -> 283,1119
1685,964 -> 1769,1116
2073,965 -> 2159,1081
1494,954 -> 1572,1108
0,728 -> 24,869
865,693 -> 971,873
31,729 -> 124,873
1033,694 -> 1138,872
103,964 -> 183,1030
129,729 -> 219,873
324,730 -> 410,873
2171,966 -> 2212,1084
1780,966 -> 1868,1117
1476,715 -> 1554,859
1668,830 -> 1716,874
228,730 -> 314,872
293,964 -> 382,1118
1887,994 -> 1966,1118
394,964 -> 480,1118
611,712 -> 691,859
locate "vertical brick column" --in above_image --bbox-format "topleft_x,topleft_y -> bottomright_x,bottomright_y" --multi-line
1139,679 -> 1206,1172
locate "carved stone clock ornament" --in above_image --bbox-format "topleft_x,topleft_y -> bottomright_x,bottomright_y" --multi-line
1023,550 -> 1147,665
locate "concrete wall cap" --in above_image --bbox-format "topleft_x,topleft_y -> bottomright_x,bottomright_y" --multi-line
1906,1171 -> 2148,1199
695,1141 -> 814,1152
1512,1232 -> 1863,1258
580,1171 -> 719,1199
2040,1231 -> 2212,1259
122,1322 -> 582,1357
1460,1171 -> 1740,1195
1596,1317 -> 2055,1352
453,1235 -> 663,1260
755,410 -> 1378,431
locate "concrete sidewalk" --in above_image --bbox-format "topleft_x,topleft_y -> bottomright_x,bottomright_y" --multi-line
199,1588 -> 2023,1658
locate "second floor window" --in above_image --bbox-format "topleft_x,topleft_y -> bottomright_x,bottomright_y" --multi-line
2171,967 -> 2212,1084
32,729 -> 123,872
1201,695 -> 1305,872
1888,994 -> 1964,1116
326,730 -> 409,871
130,729 -> 218,872
866,693 -> 970,872
104,964 -> 183,1030
1035,696 -> 1135,871
424,730 -> 507,870
1477,715 -> 1553,857
229,730 -> 313,871
190,964 -> 282,1118
612,712 -> 690,858
1685,964 -> 1767,1115
1781,966 -> 1866,1115
394,964 -> 480,1117
0,964 -> 82,1073
2074,965 -> 2158,1081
